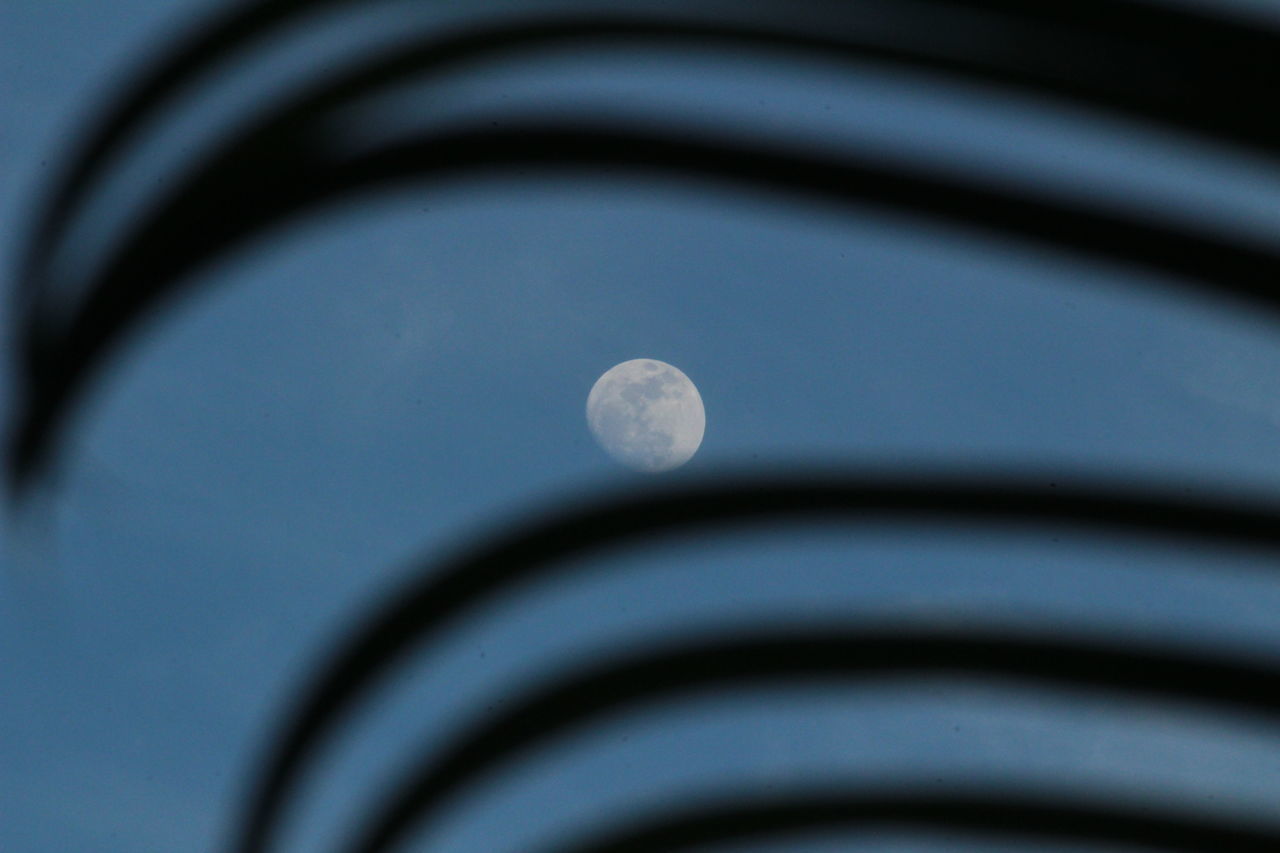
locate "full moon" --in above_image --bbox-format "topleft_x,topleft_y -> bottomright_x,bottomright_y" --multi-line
586,359 -> 706,472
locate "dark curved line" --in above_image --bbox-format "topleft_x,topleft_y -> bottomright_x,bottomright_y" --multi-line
228,469 -> 1280,853
17,0 -> 321,310
17,116 -> 1280,488
12,3 -> 1280,845
21,3 -> 1280,487
343,625 -> 1280,853
29,7 -> 1280,331
24,0 -> 1280,310
25,2 -> 1280,336
539,785 -> 1280,853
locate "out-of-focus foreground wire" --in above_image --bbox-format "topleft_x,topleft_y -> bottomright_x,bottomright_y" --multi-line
24,0 -> 1280,305
11,1 -> 1280,853
22,118 -> 1280,494
13,0 -> 1280,489
229,470 -> 1280,853
341,624 -> 1280,852
536,785 -> 1280,853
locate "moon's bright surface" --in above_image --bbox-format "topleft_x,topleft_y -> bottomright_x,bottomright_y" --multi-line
586,359 -> 706,472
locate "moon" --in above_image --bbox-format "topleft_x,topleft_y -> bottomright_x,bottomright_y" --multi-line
586,359 -> 706,472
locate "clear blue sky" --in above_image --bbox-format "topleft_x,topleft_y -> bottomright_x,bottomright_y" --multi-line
6,1 -> 1280,851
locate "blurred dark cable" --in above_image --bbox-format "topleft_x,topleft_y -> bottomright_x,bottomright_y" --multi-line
539,784 -> 1280,853
229,470 -> 1280,853
11,2 -> 1280,853
15,2 -> 1280,490
19,116 -> 1280,490
343,623 -> 1280,852
26,0 -> 1280,312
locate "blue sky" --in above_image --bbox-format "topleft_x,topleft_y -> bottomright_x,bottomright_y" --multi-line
5,1 -> 1280,851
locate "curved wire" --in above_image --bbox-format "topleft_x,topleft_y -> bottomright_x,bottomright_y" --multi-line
18,113 -> 1280,488
27,7 -> 1280,350
228,469 -> 1280,853
16,3 -> 1280,849
25,0 -> 1280,308
538,784 -> 1280,852
341,624 -> 1280,853
17,1 -> 1280,488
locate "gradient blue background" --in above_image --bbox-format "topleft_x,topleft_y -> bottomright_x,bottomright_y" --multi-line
5,1 -> 1280,850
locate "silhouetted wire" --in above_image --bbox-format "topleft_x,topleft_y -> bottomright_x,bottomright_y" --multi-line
341,624 -> 1280,853
229,470 -> 1280,853
19,114 -> 1280,490
14,2 -> 1280,851
25,0 -> 1280,309
16,1 -> 1280,489
538,785 -> 1280,853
